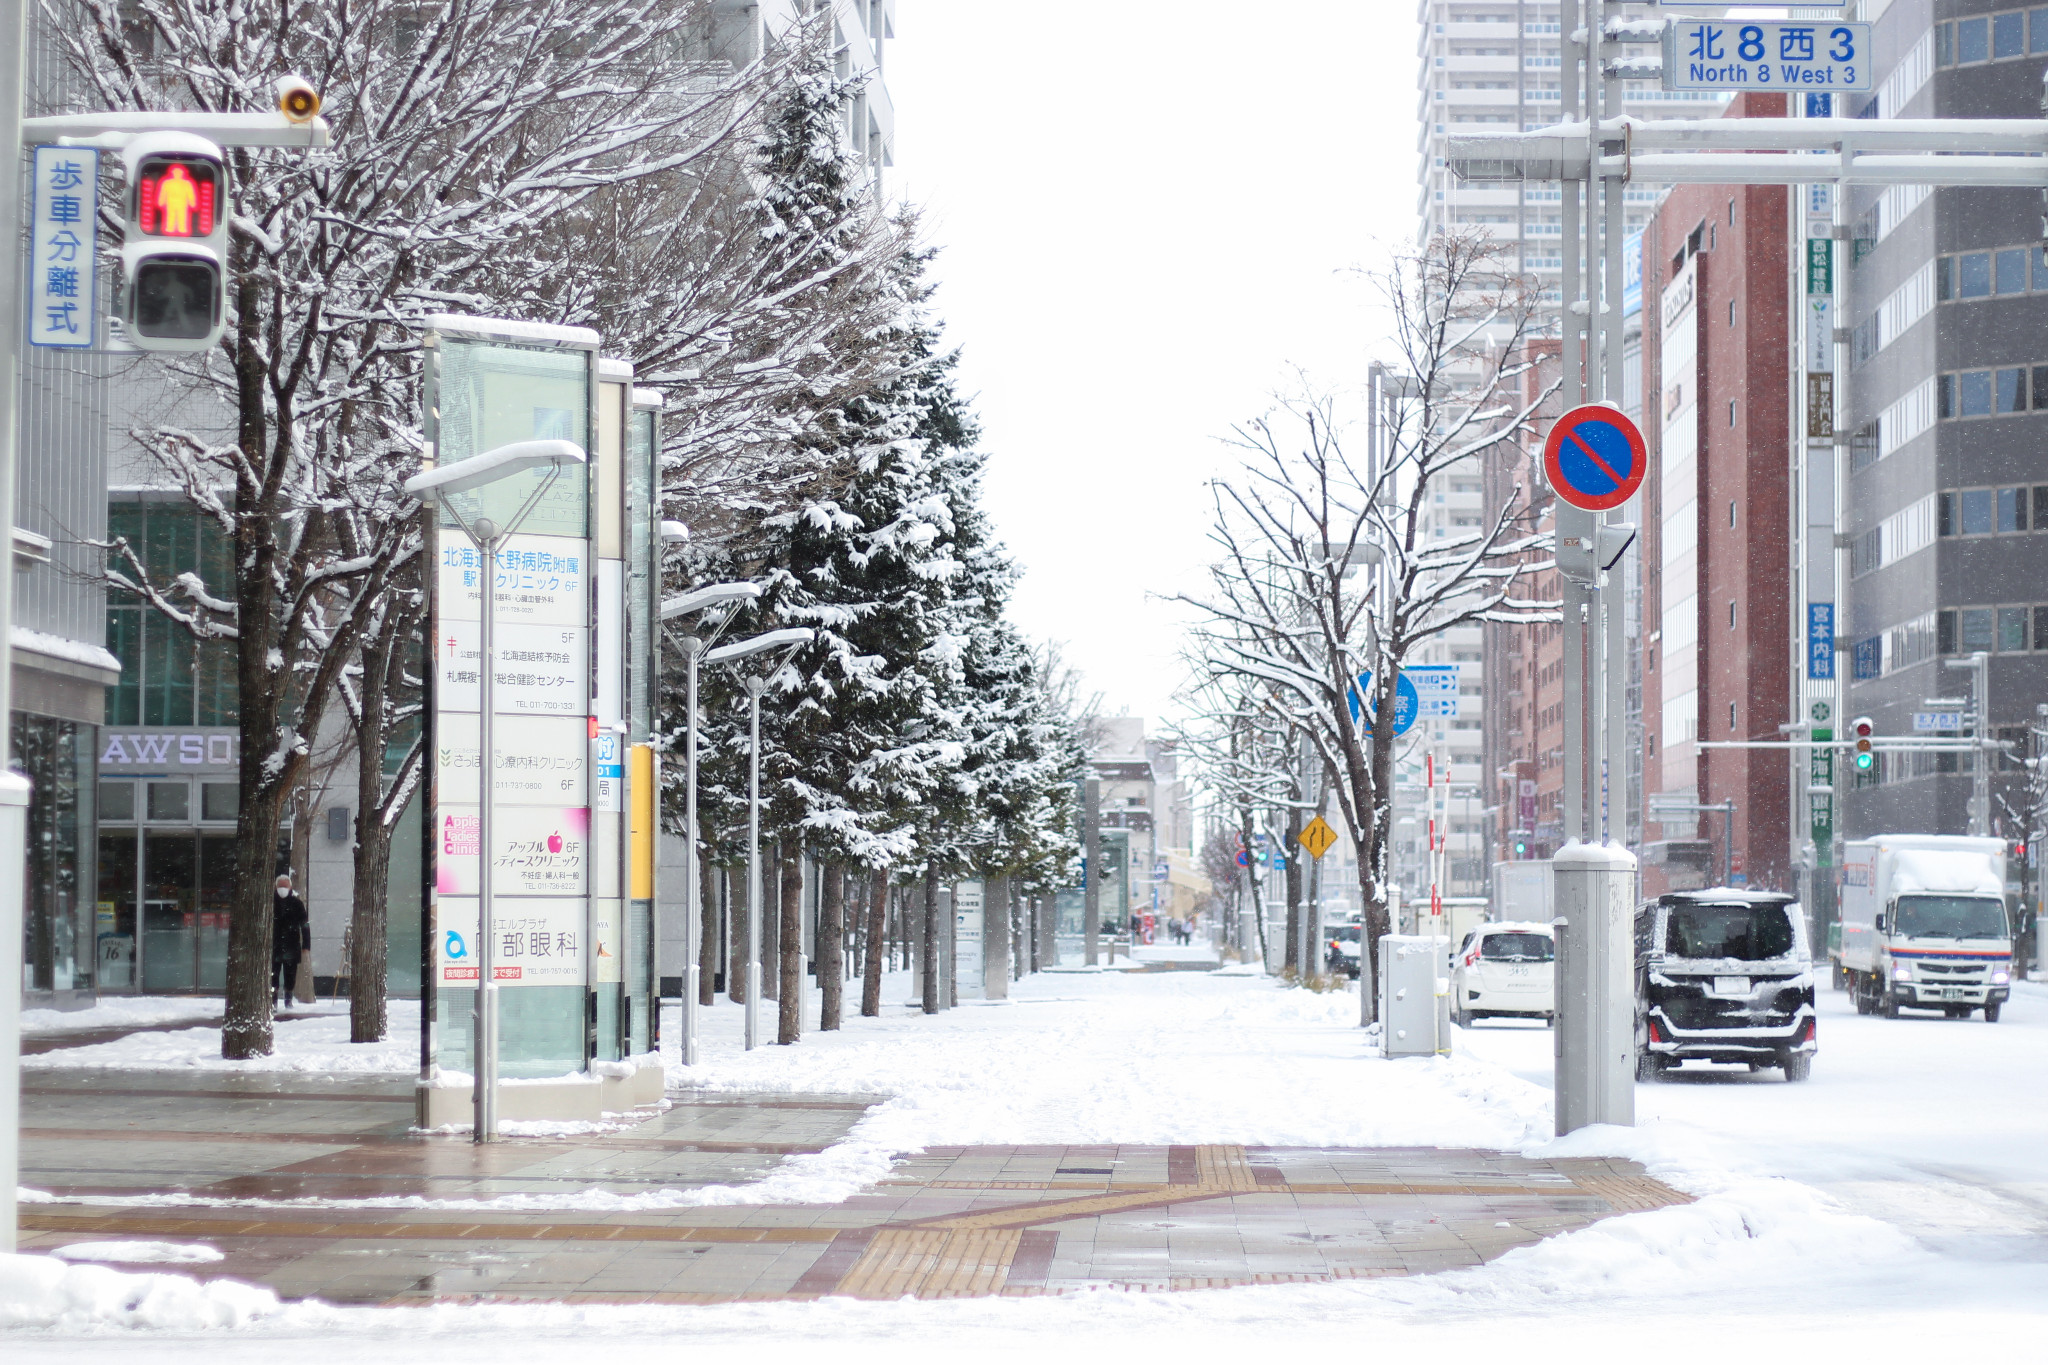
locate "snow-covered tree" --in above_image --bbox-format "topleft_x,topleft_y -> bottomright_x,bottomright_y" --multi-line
1177,231 -> 1557,1018
59,0 -> 777,1056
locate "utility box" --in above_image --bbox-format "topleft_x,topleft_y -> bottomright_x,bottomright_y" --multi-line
1378,934 -> 1451,1058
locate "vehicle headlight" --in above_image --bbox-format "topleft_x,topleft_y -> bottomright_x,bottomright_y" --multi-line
1892,964 -> 1913,981
1991,969 -> 2010,985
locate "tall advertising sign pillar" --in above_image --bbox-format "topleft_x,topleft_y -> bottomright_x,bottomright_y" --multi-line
419,317 -> 660,1129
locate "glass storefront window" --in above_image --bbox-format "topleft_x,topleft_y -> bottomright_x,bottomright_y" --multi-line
141,828 -> 197,991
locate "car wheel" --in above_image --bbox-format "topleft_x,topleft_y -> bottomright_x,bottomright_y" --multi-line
1634,1050 -> 1659,1083
1985,1002 -> 2002,1023
1544,1012 -> 1555,1030
1451,1009 -> 1467,1028
1782,1052 -> 1813,1083
1880,987 -> 1900,1019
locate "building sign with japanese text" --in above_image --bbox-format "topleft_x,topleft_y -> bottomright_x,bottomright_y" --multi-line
436,896 -> 585,986
1807,603 -> 1836,680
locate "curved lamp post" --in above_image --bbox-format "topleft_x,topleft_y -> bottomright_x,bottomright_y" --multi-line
659,576 -> 760,1066
705,627 -> 813,1050
404,438 -> 586,1143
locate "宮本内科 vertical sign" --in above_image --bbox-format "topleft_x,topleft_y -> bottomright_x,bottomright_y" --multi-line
1807,602 -> 1836,680
28,147 -> 97,349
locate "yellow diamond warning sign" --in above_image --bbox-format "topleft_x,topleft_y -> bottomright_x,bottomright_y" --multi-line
1297,815 -> 1338,860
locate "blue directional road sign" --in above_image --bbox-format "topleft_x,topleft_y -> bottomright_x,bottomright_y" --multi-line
1543,405 -> 1647,512
1663,19 -> 1872,93
1348,670 -> 1419,737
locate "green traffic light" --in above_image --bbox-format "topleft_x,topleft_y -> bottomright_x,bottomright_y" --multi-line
1855,750 -> 1874,771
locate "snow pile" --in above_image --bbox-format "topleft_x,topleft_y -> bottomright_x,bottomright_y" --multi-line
52,1243 -> 225,1266
21,996 -> 224,1037
0,1254 -> 279,1331
24,1001 -> 418,1074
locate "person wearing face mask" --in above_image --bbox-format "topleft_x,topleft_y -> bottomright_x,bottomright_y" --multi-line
273,874 -> 311,1008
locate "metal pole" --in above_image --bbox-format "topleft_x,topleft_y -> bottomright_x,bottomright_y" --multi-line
1084,777 -> 1102,966
1975,652 -> 1991,838
681,636 -> 702,1066
0,0 -> 28,1253
745,676 -> 764,1050
473,524 -> 500,1143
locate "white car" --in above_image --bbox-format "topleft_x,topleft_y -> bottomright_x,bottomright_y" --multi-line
1451,922 -> 1555,1026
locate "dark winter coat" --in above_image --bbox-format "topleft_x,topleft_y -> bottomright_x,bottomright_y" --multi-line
272,893 -> 311,963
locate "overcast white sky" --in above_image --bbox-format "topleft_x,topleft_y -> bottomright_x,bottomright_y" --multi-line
887,4 -> 1417,728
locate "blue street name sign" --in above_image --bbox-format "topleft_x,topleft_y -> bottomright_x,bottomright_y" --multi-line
1663,19 -> 1873,92
1348,670 -> 1420,737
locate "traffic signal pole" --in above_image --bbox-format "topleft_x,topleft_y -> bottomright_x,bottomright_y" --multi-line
0,0 -> 28,1256
0,57 -> 329,1245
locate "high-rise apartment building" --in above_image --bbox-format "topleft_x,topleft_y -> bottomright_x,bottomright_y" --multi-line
1416,2 -> 1729,308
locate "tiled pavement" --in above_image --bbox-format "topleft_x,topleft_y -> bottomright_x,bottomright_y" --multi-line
18,1069 -> 1690,1304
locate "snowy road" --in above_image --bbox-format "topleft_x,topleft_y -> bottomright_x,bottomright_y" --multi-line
1457,979 -> 2048,1260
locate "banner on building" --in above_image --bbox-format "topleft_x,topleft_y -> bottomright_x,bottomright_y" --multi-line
1807,373 -> 1835,439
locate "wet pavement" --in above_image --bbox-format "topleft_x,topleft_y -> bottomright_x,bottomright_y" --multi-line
17,1067 -> 1691,1304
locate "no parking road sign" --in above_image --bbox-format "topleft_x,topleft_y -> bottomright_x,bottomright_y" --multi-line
1543,405 -> 1646,512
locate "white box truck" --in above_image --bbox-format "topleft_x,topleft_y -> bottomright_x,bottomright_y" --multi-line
1840,835 -> 2014,1022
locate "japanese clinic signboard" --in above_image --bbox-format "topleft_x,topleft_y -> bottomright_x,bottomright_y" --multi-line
436,897 -> 586,987
1807,603 -> 1836,680
1663,20 -> 1873,92
28,147 -> 97,348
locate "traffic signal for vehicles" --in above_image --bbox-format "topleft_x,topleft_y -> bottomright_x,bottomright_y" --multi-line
1852,715 -> 1876,772
121,132 -> 229,351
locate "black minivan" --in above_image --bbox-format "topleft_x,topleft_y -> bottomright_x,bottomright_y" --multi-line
1634,890 -> 1818,1083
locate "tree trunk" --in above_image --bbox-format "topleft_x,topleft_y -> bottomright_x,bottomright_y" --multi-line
1239,806 -> 1269,970
727,865 -> 748,1004
820,861 -> 844,1030
862,868 -> 886,1017
921,866 -> 940,1014
1283,796 -> 1304,977
698,855 -> 717,1006
777,839 -> 802,1044
762,850 -> 781,1001
348,804 -> 395,1044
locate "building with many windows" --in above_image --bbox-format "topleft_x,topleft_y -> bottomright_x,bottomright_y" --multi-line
1837,1 -> 2048,843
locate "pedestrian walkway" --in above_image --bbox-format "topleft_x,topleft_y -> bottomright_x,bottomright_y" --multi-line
18,1068 -> 1689,1305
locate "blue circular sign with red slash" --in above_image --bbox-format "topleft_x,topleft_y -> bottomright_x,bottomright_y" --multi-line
1543,404 -> 1647,512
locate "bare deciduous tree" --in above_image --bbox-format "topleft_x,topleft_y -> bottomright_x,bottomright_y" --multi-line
1178,231 -> 1558,1019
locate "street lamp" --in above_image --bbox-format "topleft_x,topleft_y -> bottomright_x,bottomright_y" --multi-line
705,626 -> 813,1050
404,438 -> 586,1143
659,575 -> 761,1066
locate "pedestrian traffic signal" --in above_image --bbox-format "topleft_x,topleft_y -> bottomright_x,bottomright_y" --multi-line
1852,716 -> 1875,771
120,133 -> 229,351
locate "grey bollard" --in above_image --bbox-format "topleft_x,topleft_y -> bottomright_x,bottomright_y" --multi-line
1552,839 -> 1638,1135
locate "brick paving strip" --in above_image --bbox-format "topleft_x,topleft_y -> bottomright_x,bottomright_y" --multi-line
17,1070 -> 1691,1306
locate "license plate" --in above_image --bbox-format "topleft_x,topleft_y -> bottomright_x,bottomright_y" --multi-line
1940,986 -> 1967,1001
1507,965 -> 1529,977
1714,976 -> 1749,995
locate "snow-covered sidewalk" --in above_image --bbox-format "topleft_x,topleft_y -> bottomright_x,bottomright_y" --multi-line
6,969 -> 2043,1359
22,1001 -> 413,1074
